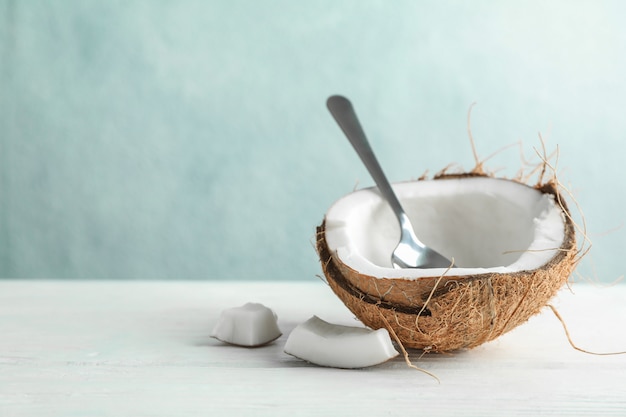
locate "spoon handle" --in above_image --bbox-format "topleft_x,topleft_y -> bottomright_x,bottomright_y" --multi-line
326,95 -> 405,221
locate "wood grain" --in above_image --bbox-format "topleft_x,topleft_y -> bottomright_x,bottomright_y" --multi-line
1,280 -> 625,416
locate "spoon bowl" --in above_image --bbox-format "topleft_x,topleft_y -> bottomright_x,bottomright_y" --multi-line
326,95 -> 454,269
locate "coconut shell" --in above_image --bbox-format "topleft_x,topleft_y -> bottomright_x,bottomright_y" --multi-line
316,177 -> 578,352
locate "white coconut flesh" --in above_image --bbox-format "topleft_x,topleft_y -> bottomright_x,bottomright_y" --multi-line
284,315 -> 399,368
211,302 -> 282,347
324,176 -> 567,279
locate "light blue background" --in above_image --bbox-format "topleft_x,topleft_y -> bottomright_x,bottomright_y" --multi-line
1,1 -> 624,281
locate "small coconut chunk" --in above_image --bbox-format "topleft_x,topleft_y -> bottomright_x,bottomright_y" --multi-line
211,303 -> 282,347
284,316 -> 398,368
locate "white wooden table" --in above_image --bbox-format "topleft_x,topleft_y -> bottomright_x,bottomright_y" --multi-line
1,280 -> 625,416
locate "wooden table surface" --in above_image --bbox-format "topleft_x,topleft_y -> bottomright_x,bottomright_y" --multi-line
1,280 -> 625,416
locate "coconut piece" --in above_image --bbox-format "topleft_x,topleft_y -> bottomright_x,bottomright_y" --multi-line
284,315 -> 399,368
317,174 -> 578,352
211,302 -> 282,347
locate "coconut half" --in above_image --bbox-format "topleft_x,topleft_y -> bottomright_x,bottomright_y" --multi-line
317,173 -> 578,352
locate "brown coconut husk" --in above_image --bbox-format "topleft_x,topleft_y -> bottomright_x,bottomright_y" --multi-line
316,175 -> 579,353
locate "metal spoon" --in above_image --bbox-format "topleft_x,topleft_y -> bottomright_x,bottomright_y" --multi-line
326,95 -> 454,269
